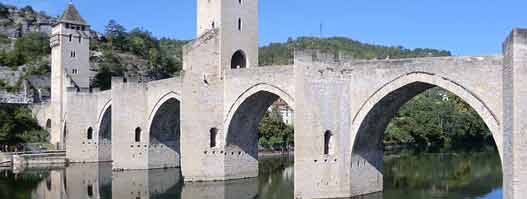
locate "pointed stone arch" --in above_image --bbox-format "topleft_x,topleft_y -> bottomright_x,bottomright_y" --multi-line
146,91 -> 182,169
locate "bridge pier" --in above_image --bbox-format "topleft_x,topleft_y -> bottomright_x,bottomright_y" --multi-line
180,71 -> 232,181
294,52 -> 359,198
503,28 -> 527,199
111,78 -> 149,170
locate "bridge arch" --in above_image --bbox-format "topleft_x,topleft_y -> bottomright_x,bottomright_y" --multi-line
347,72 -> 503,195
349,72 -> 502,191
223,83 -> 294,177
97,99 -> 112,162
225,83 -> 295,145
146,91 -> 182,169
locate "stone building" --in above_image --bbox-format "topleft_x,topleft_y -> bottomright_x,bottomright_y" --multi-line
269,99 -> 294,125
47,2 -> 93,147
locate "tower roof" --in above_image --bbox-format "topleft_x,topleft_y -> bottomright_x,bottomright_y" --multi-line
58,3 -> 87,25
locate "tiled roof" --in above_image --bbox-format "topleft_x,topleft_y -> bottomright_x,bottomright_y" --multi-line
58,3 -> 87,25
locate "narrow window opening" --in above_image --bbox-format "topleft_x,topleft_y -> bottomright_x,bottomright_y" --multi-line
79,36 -> 82,43
211,21 -> 215,29
87,127 -> 93,140
238,18 -> 242,31
87,184 -> 93,197
69,34 -> 72,42
324,130 -> 333,155
210,128 -> 218,148
239,0 -> 242,4
135,127 -> 142,142
46,176 -> 52,191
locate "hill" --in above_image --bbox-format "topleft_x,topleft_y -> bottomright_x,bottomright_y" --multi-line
259,37 -> 451,66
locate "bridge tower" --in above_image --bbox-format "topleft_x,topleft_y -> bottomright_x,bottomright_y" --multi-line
181,0 -> 259,181
49,2 -> 91,148
196,0 -> 258,74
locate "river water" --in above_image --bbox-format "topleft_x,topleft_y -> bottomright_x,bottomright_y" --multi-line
0,150 -> 501,199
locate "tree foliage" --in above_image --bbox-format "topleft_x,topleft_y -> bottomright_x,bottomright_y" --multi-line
0,32 -> 50,68
0,105 -> 48,144
258,108 -> 294,149
92,20 -> 185,89
385,88 -> 493,151
259,37 -> 451,66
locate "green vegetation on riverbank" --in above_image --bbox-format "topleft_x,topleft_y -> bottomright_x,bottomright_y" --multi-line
258,108 -> 294,150
0,105 -> 48,145
385,88 -> 493,151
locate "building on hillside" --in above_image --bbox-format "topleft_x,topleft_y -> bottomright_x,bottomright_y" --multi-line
269,99 -> 294,125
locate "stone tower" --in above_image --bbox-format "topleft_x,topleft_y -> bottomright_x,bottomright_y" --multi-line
181,0 -> 260,181
49,2 -> 91,148
197,0 -> 259,74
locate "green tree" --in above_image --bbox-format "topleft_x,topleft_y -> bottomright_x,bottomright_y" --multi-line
104,20 -> 128,51
0,106 -> 48,144
258,109 -> 294,149
0,32 -> 50,68
92,51 -> 125,90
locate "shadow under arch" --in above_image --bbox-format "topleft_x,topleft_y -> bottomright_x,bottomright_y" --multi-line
349,72 -> 502,195
225,83 -> 295,130
97,103 -> 112,162
147,92 -> 182,169
224,84 -> 294,178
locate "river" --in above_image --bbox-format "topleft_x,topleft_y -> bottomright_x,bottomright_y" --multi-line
0,150 -> 501,199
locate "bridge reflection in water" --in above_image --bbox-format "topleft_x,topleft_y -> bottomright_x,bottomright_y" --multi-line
31,163 -> 258,199
0,152 -> 501,199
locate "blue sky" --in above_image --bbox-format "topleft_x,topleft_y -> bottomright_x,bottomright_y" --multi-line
3,0 -> 526,55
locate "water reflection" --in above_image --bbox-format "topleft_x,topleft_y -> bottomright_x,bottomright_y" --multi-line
26,163 -> 260,199
0,151 -> 502,199
382,150 -> 502,199
258,156 -> 294,199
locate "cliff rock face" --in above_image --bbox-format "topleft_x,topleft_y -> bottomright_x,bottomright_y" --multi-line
0,4 -> 56,38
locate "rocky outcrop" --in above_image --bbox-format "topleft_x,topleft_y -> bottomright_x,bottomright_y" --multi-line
0,4 -> 55,38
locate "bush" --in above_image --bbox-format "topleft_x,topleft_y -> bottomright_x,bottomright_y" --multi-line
0,32 -> 50,68
0,105 -> 48,144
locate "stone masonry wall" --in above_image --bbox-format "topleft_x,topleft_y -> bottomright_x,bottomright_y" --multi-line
294,50 -> 504,198
65,90 -> 111,163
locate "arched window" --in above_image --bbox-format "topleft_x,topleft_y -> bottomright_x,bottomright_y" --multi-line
324,130 -> 333,155
210,128 -> 218,148
231,50 -> 247,69
87,127 -> 93,140
239,0 -> 242,5
45,119 -> 51,129
238,18 -> 242,31
135,127 -> 142,142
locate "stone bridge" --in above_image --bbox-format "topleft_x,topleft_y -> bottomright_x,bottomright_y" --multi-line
34,1 -> 527,199
61,29 -> 527,198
